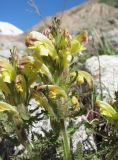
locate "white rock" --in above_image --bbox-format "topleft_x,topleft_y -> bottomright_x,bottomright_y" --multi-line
0,22 -> 23,35
85,55 -> 118,101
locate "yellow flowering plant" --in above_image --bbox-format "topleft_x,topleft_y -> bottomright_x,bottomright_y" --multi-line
0,18 -> 93,159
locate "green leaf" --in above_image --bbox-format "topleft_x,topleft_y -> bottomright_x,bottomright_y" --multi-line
0,78 -> 10,94
74,142 -> 83,160
39,64 -> 54,83
33,91 -> 57,120
17,103 -> 29,120
0,101 -> 18,115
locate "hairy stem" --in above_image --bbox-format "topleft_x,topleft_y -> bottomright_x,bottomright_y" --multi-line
60,119 -> 71,160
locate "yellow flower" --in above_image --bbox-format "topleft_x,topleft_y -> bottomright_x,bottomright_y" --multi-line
15,75 -> 26,93
25,31 -> 58,59
70,71 -> 93,89
71,96 -> 80,111
71,31 -> 88,54
96,100 -> 118,120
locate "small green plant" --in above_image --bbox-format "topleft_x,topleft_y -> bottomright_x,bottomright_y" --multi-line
98,37 -> 117,55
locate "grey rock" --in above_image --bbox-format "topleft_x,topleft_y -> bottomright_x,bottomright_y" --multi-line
0,34 -> 26,58
108,18 -> 118,25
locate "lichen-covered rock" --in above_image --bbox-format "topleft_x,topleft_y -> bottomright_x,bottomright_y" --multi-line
72,116 -> 97,152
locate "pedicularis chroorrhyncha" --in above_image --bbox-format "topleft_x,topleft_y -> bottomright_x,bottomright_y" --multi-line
1,18 -> 117,159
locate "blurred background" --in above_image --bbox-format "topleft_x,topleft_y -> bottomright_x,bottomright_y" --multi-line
0,0 -> 118,58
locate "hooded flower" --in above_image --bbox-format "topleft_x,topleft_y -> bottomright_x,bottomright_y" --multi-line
70,71 -> 93,89
71,96 -> 80,111
25,31 -> 58,58
96,100 -> 118,120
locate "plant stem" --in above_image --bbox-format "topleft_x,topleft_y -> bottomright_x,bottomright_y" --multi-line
60,119 -> 71,160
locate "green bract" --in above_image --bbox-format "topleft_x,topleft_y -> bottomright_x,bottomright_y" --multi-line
0,101 -> 18,115
0,57 -> 16,83
0,78 -> 11,94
